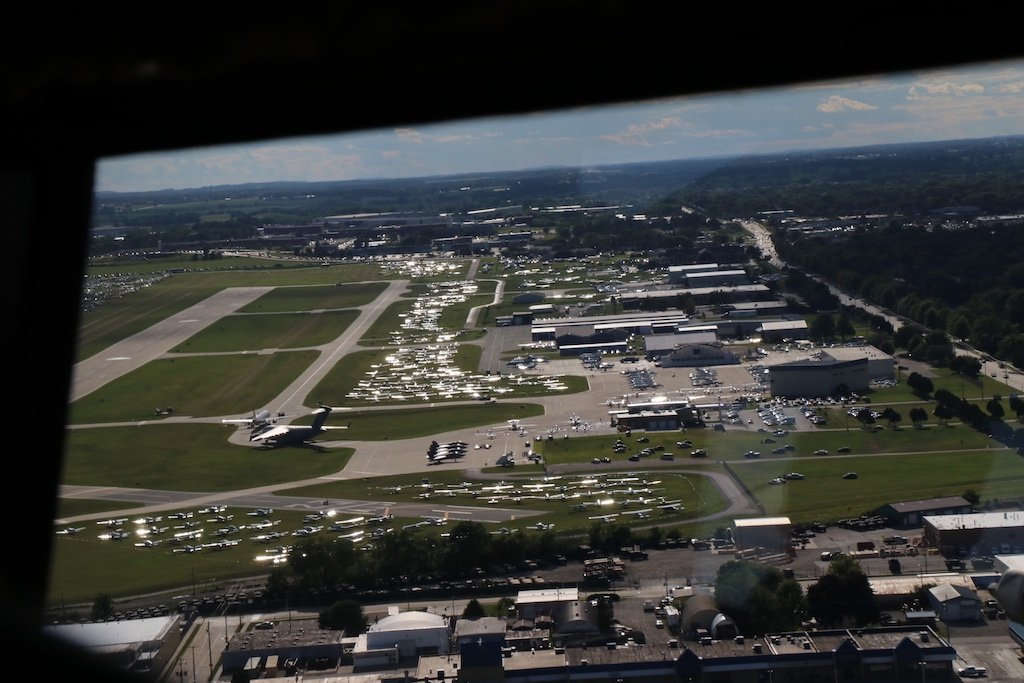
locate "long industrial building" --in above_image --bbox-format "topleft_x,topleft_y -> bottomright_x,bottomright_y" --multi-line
923,511 -> 1024,556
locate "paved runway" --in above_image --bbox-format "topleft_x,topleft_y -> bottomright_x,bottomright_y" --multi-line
62,271 -> 760,525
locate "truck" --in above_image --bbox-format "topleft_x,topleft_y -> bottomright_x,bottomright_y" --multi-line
663,604 -> 680,630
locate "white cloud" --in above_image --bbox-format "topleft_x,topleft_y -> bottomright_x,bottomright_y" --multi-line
599,116 -> 685,146
817,95 -> 878,113
907,80 -> 985,99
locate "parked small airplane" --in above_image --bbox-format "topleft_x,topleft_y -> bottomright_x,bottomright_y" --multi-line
222,409 -> 276,431
589,513 -> 620,523
249,406 -> 348,447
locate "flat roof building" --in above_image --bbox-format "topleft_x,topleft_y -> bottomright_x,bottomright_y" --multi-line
44,615 -> 182,676
924,511 -> 1024,555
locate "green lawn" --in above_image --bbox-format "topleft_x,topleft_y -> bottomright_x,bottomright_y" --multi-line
62,424 -> 353,489
171,309 -> 360,353
336,403 -> 547,440
77,263 -> 388,360
68,351 -> 320,423
730,449 -> 1024,524
235,281 -> 389,313
533,422 -> 994,464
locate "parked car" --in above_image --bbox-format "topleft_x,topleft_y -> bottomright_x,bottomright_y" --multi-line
957,665 -> 987,678
842,472 -> 858,479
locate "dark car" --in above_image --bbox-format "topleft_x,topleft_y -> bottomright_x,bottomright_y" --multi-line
842,472 -> 858,479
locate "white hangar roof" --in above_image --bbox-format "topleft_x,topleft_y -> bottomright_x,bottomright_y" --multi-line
368,611 -> 446,632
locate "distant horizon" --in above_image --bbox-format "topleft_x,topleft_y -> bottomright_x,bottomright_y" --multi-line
95,59 -> 1024,194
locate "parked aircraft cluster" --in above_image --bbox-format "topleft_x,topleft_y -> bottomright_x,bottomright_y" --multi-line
65,505 -> 406,565
331,275 -> 568,404
375,472 -> 685,519
345,340 -> 569,404
389,280 -> 479,346
378,258 -> 464,281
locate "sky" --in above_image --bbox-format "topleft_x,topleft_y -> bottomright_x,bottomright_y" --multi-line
95,58 -> 1024,194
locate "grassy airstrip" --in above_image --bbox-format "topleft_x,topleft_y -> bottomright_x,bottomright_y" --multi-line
56,256 -> 1024,608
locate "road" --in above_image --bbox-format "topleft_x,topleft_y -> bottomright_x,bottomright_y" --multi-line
741,219 -> 1024,395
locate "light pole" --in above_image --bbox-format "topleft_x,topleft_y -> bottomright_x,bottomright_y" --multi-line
175,652 -> 188,683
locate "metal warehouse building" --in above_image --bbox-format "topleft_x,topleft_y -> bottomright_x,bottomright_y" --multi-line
923,511 -> 1024,556
879,496 -> 973,527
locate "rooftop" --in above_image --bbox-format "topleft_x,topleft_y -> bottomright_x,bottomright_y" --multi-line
368,611 -> 446,632
886,496 -> 970,513
45,615 -> 179,649
924,511 -> 1024,530
734,516 -> 792,528
516,587 -> 579,604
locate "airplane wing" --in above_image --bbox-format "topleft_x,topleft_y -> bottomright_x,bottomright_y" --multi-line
250,425 -> 291,442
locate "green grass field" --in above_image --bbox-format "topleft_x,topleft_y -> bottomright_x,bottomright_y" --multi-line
730,449 -> 1024,523
68,351 -> 321,423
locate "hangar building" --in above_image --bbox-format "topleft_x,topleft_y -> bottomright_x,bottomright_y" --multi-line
656,343 -> 740,368
680,593 -> 738,640
767,345 -> 894,397
768,356 -> 869,397
354,610 -> 451,669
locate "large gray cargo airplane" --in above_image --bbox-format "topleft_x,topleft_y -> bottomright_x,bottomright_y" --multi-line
249,406 -> 347,447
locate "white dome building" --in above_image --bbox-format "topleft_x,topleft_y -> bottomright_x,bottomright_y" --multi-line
353,610 -> 451,669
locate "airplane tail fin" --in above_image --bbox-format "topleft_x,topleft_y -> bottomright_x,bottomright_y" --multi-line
311,405 -> 333,430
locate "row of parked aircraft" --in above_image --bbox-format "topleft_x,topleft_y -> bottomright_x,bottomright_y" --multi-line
427,440 -> 468,463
